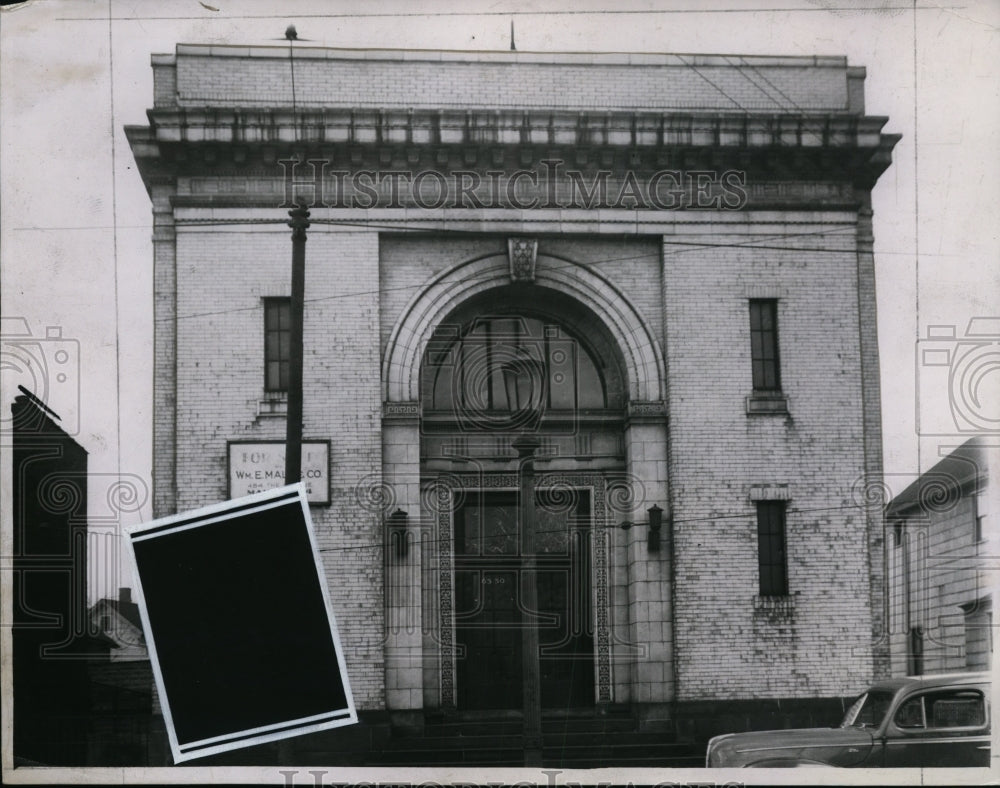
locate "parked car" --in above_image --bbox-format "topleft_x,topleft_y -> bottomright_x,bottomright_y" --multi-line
706,672 -> 990,768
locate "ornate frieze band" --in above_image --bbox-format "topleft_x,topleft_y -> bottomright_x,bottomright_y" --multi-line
748,483 -> 792,501
383,401 -> 420,422
626,400 -> 666,422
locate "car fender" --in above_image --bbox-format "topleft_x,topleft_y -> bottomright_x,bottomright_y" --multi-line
746,757 -> 839,768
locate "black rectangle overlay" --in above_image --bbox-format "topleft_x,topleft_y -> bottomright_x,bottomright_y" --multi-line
128,487 -> 354,759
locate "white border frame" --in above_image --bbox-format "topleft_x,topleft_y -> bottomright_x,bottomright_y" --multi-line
123,483 -> 357,763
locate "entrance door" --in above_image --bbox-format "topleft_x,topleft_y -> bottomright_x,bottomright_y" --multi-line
454,491 -> 594,711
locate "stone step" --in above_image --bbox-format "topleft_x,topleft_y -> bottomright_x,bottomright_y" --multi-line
373,747 -> 525,765
414,720 -> 523,738
546,738 -> 684,757
547,753 -> 705,769
542,727 -> 671,745
542,718 -> 640,734
374,744 -> 704,768
382,730 -> 678,751
381,733 -> 525,750
376,724 -> 704,768
414,716 -> 638,738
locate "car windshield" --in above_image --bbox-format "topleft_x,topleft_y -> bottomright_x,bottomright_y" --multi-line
841,690 -> 895,729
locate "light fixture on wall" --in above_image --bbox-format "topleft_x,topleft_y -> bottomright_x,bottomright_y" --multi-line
620,504 -> 667,553
500,352 -> 546,432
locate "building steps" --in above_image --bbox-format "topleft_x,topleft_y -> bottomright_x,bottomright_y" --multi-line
374,711 -> 704,768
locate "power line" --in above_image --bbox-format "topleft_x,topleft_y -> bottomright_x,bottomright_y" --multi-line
315,501 -> 884,555
157,223 -> 864,324
58,6 -> 963,22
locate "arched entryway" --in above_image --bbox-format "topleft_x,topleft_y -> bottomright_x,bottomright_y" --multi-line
380,248 -> 670,715
420,285 -> 626,712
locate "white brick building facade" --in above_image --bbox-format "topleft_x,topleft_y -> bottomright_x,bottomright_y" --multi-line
127,44 -> 898,745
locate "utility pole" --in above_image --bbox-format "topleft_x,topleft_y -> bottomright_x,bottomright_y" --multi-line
514,434 -> 543,766
284,201 -> 310,484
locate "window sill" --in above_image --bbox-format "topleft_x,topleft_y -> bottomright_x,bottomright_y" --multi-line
257,394 -> 287,418
746,391 -> 788,415
752,594 -> 796,620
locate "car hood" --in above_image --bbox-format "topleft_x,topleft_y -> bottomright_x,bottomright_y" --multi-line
707,726 -> 875,767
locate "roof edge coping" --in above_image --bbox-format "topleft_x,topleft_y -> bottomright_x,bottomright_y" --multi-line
168,43 -> 850,69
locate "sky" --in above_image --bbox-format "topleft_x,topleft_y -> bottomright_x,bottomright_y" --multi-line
1,0 -> 998,603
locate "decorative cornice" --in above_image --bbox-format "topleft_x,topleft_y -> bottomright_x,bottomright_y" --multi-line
140,107 -> 894,152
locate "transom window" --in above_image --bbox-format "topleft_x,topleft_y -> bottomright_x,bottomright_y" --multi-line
424,315 -> 615,414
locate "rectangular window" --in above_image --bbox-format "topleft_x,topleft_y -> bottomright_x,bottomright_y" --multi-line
749,299 -> 781,392
756,500 -> 788,596
264,298 -> 291,392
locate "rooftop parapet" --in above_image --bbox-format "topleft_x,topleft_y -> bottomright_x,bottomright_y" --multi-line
151,44 -> 868,114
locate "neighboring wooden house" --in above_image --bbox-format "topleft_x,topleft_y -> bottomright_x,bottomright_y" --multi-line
886,437 -> 995,675
89,588 -> 147,662
86,588 -> 169,765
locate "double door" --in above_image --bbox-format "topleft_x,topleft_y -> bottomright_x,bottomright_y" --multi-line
453,491 -> 594,711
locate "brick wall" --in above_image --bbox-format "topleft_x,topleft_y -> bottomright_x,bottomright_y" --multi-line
663,216 -> 876,699
172,225 -> 385,709
163,47 -> 853,113
164,215 -> 883,706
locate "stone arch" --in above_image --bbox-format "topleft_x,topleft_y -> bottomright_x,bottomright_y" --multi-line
383,253 -> 665,405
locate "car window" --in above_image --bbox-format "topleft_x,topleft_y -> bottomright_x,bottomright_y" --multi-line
842,691 -> 895,728
929,691 -> 985,728
893,689 -> 986,731
895,696 -> 925,728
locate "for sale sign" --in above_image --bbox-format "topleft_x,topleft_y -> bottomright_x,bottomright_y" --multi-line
228,440 -> 330,504
125,484 -> 356,763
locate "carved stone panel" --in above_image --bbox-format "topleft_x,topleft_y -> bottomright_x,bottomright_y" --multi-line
507,237 -> 538,283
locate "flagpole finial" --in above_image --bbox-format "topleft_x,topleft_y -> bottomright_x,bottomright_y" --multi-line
285,25 -> 298,41
510,19 -> 516,51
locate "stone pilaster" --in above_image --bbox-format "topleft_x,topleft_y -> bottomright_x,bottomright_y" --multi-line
151,181 -> 177,517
